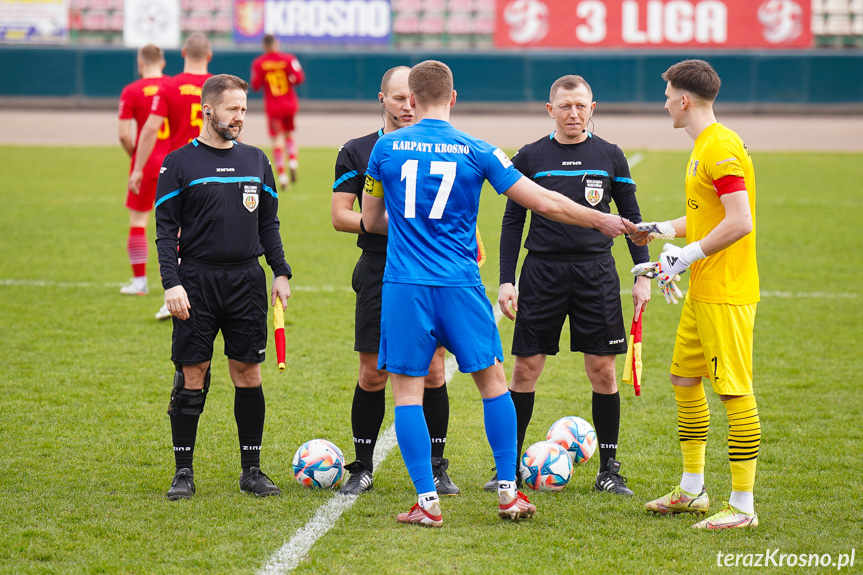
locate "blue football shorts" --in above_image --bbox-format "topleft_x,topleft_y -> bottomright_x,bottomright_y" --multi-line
379,283 -> 503,376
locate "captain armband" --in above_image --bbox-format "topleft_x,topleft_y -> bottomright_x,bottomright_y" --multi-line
363,175 -> 384,198
713,175 -> 746,197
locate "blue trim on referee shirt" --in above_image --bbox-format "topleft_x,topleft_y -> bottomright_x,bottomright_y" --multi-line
155,189 -> 181,208
614,177 -> 635,184
188,176 -> 262,186
157,177 -> 275,206
533,169 -> 610,179
333,170 -> 358,189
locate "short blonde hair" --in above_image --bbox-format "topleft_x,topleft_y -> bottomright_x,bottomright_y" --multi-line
183,32 -> 211,60
408,60 -> 453,107
138,44 -> 163,65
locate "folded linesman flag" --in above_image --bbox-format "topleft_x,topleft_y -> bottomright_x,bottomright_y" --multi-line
622,311 -> 643,396
476,229 -> 487,267
273,299 -> 286,372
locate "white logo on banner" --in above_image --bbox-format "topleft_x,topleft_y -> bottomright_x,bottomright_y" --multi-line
757,0 -> 803,44
504,0 -> 548,44
123,0 -> 180,48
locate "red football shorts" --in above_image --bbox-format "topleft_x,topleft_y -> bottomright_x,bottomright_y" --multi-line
267,114 -> 296,137
126,170 -> 158,212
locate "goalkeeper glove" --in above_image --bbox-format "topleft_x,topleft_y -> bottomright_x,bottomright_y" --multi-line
631,262 -> 659,279
628,221 -> 676,245
657,272 -> 684,305
655,242 -> 706,304
658,242 -> 706,277
631,262 -> 684,304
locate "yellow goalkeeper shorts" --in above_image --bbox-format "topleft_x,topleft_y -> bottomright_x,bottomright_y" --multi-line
670,294 -> 757,396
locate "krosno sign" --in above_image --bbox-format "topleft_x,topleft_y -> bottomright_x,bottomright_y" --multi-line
234,0 -> 391,44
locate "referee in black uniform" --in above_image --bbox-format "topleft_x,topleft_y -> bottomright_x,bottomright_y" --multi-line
490,75 -> 651,496
330,66 -> 458,496
155,74 -> 291,500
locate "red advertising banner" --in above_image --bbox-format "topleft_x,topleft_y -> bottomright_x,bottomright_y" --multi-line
495,0 -> 812,48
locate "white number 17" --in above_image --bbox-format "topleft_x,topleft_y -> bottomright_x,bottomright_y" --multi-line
401,159 -> 456,219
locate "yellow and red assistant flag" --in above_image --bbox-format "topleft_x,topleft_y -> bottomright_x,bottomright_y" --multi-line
273,299 -> 286,372
622,311 -> 642,396
476,229 -> 487,267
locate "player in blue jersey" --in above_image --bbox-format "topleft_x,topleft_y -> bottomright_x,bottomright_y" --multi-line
330,66 -> 458,497
361,60 -> 636,527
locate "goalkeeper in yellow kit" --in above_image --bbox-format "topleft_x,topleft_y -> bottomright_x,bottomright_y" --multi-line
630,59 -> 761,529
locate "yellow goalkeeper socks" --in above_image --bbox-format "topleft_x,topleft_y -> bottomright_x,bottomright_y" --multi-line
724,394 -> 760,494
675,383 -> 709,477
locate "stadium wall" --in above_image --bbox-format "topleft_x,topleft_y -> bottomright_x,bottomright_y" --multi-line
1,46 -> 862,112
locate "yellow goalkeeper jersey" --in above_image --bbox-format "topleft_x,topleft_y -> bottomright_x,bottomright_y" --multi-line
685,122 -> 759,305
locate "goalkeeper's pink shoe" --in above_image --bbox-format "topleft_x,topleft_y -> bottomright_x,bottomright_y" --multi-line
645,485 -> 709,515
397,502 -> 442,528
692,502 -> 758,530
498,491 -> 536,521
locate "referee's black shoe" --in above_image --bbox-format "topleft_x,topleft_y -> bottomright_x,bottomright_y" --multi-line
339,461 -> 373,496
167,468 -> 195,500
240,467 -> 281,497
594,458 -> 634,496
431,457 -> 460,496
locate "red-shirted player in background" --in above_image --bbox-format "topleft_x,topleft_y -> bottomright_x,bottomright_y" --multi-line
117,44 -> 171,298
251,34 -> 305,188
129,32 -> 213,320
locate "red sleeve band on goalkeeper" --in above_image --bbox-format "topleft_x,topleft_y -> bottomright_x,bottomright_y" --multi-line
713,175 -> 746,197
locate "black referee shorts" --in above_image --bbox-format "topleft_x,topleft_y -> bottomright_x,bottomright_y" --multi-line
511,252 -> 627,357
171,258 -> 268,365
352,251 -> 386,353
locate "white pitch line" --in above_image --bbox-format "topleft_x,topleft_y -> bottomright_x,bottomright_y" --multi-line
8,278 -> 852,300
259,298 -> 506,575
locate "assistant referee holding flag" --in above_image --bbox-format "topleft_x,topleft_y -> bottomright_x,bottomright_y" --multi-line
155,74 -> 291,500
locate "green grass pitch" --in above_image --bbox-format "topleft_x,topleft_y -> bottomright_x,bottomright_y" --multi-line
0,145 -> 861,574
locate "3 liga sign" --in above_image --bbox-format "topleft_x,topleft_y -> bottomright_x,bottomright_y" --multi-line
495,0 -> 812,48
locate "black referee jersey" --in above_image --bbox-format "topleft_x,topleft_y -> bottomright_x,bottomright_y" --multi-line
500,132 -> 649,285
332,128 -> 387,255
155,139 -> 291,290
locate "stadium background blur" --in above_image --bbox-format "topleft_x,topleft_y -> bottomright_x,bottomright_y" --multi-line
1,0 -> 862,112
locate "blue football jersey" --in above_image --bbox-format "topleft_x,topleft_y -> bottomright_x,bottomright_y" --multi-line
366,118 -> 522,286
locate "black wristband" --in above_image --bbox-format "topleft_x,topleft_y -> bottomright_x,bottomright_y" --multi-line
359,218 -> 367,234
